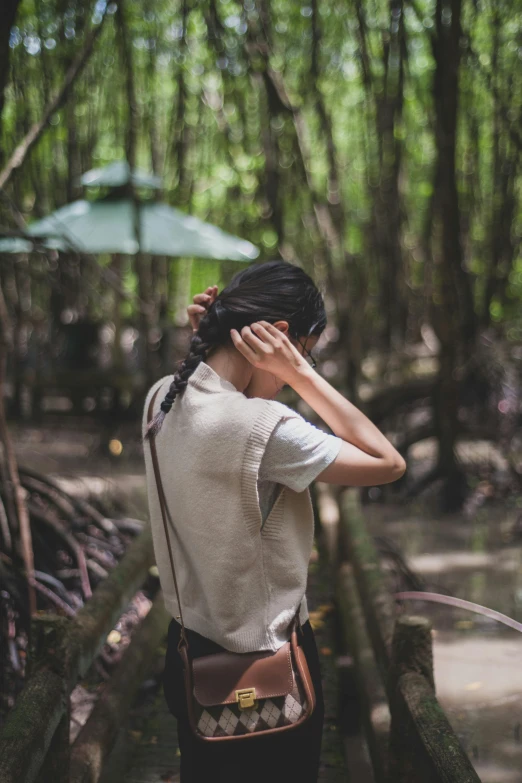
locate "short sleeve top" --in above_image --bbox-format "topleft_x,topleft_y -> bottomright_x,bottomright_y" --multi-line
257,414 -> 343,525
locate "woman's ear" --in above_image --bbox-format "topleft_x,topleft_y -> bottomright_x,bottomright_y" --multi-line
272,320 -> 291,336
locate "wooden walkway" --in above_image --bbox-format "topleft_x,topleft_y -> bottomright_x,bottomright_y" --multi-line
102,546 -> 347,782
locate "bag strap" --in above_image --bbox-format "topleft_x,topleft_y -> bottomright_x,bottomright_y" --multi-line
147,388 -> 189,652
147,385 -> 303,654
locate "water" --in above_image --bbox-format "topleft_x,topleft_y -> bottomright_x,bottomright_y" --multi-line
368,502 -> 522,783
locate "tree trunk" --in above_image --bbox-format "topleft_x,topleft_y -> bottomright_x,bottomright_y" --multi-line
429,0 -> 472,510
0,281 -> 36,613
0,5 -> 109,190
375,0 -> 406,353
0,0 -> 22,148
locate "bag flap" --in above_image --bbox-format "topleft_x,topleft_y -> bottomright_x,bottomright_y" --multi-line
192,642 -> 294,707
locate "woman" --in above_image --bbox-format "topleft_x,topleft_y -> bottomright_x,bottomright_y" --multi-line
142,260 -> 405,782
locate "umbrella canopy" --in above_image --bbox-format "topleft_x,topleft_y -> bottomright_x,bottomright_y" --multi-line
26,198 -> 259,261
0,237 -> 35,253
80,160 -> 162,190
0,235 -> 67,253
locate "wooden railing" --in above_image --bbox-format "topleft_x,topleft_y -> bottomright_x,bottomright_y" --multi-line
0,485 -> 483,783
0,527 -> 170,783
319,486 -> 482,783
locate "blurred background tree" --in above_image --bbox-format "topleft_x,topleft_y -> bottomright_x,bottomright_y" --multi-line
0,0 -> 520,514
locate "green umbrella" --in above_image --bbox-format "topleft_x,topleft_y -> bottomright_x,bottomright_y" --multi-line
0,235 -> 67,253
0,237 -> 34,253
25,160 -> 259,261
80,160 -> 163,190
27,197 -> 259,260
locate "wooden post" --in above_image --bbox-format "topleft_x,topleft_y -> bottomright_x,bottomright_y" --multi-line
387,615 -> 434,783
388,615 -> 434,692
393,673 -> 481,783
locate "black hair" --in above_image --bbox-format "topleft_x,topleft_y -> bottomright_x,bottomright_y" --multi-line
144,260 -> 326,439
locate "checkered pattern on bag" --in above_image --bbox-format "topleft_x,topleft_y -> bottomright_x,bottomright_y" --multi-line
194,670 -> 308,737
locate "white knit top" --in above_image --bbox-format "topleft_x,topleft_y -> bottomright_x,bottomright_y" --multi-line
142,361 -> 339,653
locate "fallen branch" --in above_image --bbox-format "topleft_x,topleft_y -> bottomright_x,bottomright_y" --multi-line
75,532 -> 123,557
33,570 -> 74,601
56,568 -> 81,580
18,467 -> 117,535
110,517 -> 145,535
83,545 -> 116,570
28,503 -> 92,600
20,476 -> 78,525
30,578 -> 76,617
396,421 -> 502,453
0,493 -> 11,552
85,560 -> 109,580
364,376 -> 435,423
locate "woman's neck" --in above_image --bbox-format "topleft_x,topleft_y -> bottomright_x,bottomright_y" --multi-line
204,346 -> 252,394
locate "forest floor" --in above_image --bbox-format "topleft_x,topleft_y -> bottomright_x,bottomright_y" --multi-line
10,417 -> 522,781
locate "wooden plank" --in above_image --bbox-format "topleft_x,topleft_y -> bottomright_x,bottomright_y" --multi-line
338,489 -> 396,685
66,527 -> 155,688
337,562 -> 390,783
123,692 -> 181,783
69,593 -> 171,783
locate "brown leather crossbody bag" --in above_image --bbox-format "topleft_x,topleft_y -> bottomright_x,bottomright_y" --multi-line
147,389 -> 316,741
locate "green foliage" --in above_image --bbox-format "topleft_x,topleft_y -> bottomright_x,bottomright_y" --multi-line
0,0 -> 521,334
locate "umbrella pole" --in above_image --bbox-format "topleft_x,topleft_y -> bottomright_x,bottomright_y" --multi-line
110,253 -> 125,376
134,252 -> 155,385
130,193 -> 155,386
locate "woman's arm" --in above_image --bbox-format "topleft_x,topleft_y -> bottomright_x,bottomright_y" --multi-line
289,368 -> 406,486
231,319 -> 406,487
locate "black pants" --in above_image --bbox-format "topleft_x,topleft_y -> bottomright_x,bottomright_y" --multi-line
163,618 -> 325,783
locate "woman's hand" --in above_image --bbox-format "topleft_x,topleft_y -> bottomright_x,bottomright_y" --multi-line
187,285 -> 218,332
229,321 -> 313,386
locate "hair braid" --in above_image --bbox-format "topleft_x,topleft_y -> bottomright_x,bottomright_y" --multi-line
144,331 -> 212,439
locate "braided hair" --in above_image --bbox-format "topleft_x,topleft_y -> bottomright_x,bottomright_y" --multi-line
144,260 -> 327,439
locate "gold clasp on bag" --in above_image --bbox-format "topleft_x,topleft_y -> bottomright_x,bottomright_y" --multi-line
235,688 -> 258,710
